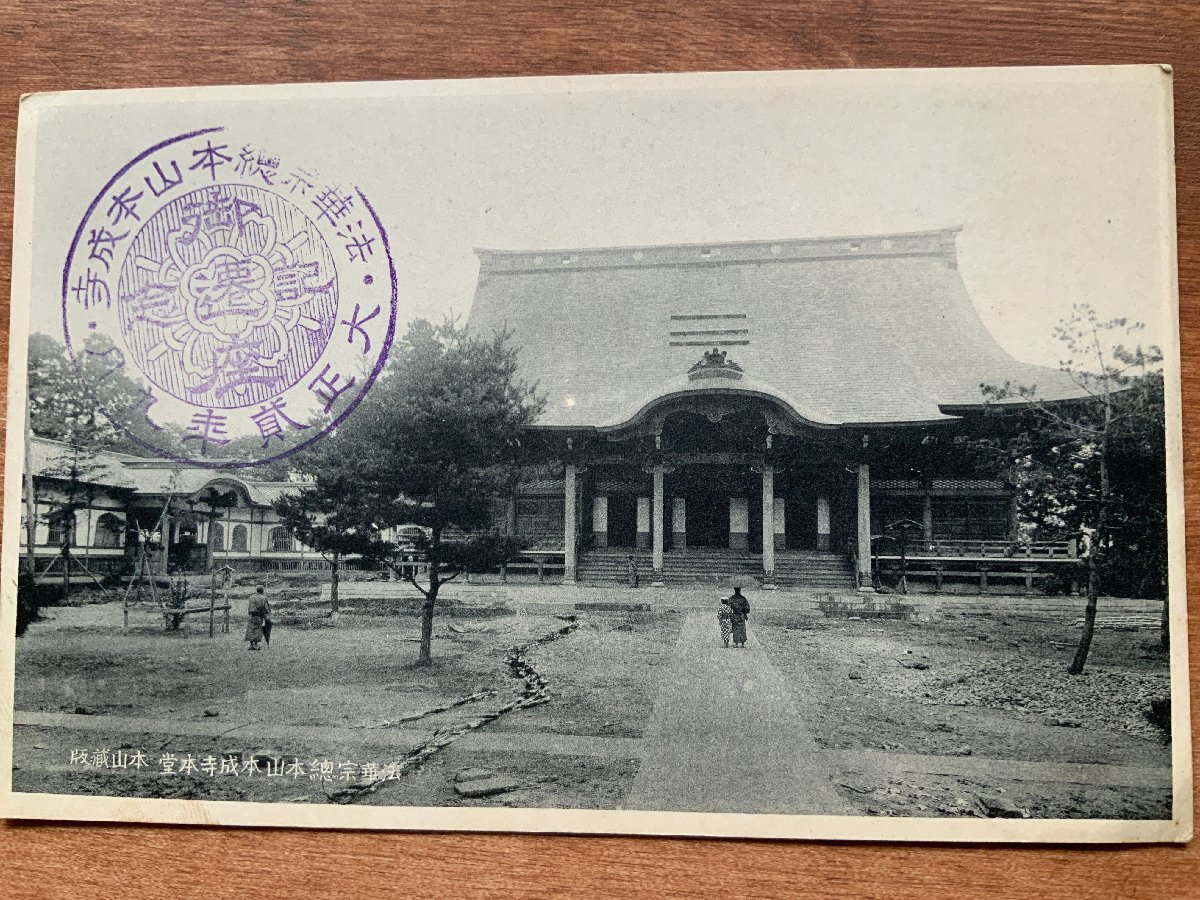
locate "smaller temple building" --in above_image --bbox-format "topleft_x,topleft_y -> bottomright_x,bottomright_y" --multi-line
21,436 -> 317,575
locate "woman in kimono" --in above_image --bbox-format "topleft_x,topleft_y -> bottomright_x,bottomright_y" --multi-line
727,587 -> 750,648
245,586 -> 271,650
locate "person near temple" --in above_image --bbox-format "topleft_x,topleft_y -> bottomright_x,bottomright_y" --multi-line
244,585 -> 271,651
717,597 -> 733,648
727,587 -> 750,648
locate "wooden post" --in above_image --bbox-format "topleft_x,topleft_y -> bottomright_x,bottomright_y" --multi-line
856,463 -> 872,590
23,402 -> 38,578
209,575 -> 216,638
816,496 -> 830,551
563,463 -> 577,583
761,465 -> 775,586
651,464 -> 665,584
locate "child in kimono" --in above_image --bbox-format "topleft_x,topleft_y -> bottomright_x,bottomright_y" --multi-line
717,597 -> 733,648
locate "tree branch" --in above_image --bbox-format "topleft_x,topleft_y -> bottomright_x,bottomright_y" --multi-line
438,567 -> 465,587
400,568 -> 431,599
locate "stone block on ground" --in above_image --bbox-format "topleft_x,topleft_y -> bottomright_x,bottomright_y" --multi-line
454,767 -> 494,783
976,794 -> 1031,818
454,774 -> 520,798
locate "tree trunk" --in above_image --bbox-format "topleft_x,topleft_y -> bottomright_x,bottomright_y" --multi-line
61,541 -> 70,603
1070,393 -> 1111,676
418,592 -> 436,665
205,513 -> 215,573
330,553 -> 340,622
417,527 -> 442,666
1069,554 -> 1099,675
23,404 -> 37,577
1160,592 -> 1170,652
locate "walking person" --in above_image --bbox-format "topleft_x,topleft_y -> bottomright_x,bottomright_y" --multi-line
717,597 -> 733,648
727,586 -> 750,648
245,585 -> 271,651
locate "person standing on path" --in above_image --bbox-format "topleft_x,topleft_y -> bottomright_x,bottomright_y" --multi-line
727,587 -> 750,647
245,585 -> 271,651
717,597 -> 734,648
627,554 -> 639,588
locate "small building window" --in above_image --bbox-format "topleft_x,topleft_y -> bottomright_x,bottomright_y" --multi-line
514,497 -> 565,541
266,526 -> 293,553
932,497 -> 1011,542
231,524 -> 248,552
45,506 -> 74,547
210,522 -> 225,552
93,513 -> 124,549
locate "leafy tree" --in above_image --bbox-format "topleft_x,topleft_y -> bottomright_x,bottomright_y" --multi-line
26,334 -> 140,598
334,318 -> 543,664
273,441 -> 391,620
966,304 -> 1165,673
27,331 -> 166,453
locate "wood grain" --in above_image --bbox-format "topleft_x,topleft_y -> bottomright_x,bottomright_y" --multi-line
0,1 -> 1197,896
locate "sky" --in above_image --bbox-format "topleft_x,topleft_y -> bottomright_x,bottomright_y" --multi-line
20,66 -> 1176,370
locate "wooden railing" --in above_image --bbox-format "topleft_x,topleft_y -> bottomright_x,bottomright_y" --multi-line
498,550 -> 566,583
870,536 -> 1083,594
876,538 -> 1078,560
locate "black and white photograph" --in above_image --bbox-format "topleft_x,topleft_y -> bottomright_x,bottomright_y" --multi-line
1,66 -> 1190,843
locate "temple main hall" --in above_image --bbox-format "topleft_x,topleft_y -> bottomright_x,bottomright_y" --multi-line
467,227 -> 1086,590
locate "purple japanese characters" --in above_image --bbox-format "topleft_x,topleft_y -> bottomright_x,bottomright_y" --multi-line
61,127 -> 397,467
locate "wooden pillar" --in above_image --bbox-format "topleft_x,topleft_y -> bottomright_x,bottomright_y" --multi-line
592,495 -> 608,548
671,497 -> 686,550
922,493 -> 934,544
563,464 -> 577,583
857,463 -> 872,590
651,465 -> 665,584
761,466 -> 776,586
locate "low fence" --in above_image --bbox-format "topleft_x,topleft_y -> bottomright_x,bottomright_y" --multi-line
871,537 -> 1084,595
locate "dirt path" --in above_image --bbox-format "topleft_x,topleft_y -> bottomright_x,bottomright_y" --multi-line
626,610 -> 847,815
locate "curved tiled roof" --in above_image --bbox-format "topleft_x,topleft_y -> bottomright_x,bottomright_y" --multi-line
466,227 -> 1084,429
28,436 -> 306,507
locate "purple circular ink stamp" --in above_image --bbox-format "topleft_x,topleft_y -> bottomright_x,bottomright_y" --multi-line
61,128 -> 397,468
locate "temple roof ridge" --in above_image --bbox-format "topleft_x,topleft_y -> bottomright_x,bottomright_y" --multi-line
474,226 -> 963,272
466,225 -> 1087,429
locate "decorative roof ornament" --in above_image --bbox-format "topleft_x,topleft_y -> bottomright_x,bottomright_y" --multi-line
688,347 -> 744,381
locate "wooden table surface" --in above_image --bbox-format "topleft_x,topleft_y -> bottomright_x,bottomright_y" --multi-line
1,2 -> 1197,896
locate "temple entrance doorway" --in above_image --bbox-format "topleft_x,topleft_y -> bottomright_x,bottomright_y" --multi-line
670,467 -> 727,549
606,494 -> 638,548
784,486 -> 819,550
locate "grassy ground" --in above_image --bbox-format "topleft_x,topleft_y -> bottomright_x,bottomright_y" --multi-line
11,586 -> 1174,818
12,598 -> 669,810
755,608 -> 1172,818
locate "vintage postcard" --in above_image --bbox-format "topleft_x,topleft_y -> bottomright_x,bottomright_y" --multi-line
1,66 -> 1190,842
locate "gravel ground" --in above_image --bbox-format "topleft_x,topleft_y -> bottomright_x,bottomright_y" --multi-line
879,655 -> 1170,740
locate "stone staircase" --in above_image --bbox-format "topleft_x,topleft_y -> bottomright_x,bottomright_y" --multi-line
772,550 -> 857,590
576,547 -> 854,589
